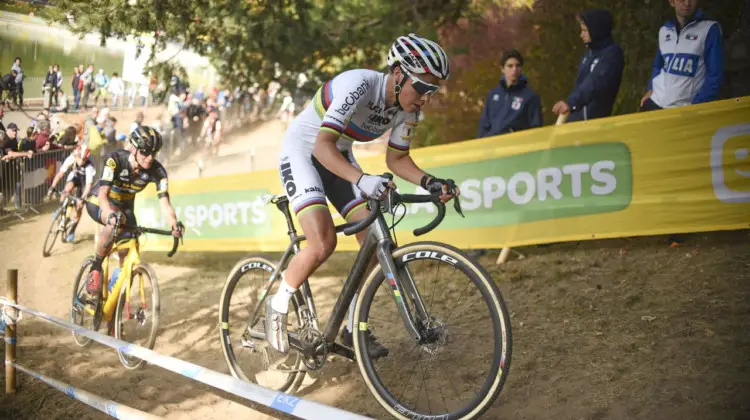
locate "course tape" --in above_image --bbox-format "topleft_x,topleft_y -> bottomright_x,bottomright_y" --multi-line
14,362 -> 163,420
0,298 -> 372,420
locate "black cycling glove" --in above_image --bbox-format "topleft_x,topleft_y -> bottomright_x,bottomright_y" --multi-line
421,174 -> 453,195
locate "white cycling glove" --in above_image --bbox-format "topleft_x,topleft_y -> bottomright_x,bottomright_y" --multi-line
356,174 -> 389,198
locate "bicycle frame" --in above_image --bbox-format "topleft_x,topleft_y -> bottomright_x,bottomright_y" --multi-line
246,197 -> 431,359
85,238 -> 144,323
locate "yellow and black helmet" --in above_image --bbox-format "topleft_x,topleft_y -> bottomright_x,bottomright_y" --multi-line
130,126 -> 162,155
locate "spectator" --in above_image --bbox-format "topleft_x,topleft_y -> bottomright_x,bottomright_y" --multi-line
478,49 -> 543,138
0,108 -> 5,132
185,97 -> 207,146
80,65 -> 95,109
168,89 -> 187,154
34,120 -> 52,152
72,67 -> 81,111
1,70 -> 18,107
108,72 -> 125,108
552,9 -> 624,122
640,0 -> 724,111
170,70 -> 181,94
11,57 -> 24,108
80,107 -> 99,148
51,90 -> 69,114
130,111 -> 145,133
1,123 -> 30,158
138,83 -> 150,107
23,126 -> 38,150
1,123 -> 33,209
42,66 -> 56,109
201,110 -> 223,156
50,126 -> 79,150
93,69 -> 110,107
54,64 -> 63,107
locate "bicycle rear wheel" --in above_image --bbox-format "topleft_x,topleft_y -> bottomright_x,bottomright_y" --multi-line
354,242 -> 512,419
43,206 -> 65,257
70,257 -> 102,347
219,256 -> 304,392
114,263 -> 160,370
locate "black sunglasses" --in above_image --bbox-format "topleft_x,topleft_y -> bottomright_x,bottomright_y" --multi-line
137,148 -> 157,157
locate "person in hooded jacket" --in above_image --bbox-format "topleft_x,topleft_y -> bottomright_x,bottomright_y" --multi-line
553,9 -> 624,122
478,49 -> 543,138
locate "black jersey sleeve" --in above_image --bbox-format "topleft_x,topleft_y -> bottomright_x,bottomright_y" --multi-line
99,152 -> 122,187
151,161 -> 169,199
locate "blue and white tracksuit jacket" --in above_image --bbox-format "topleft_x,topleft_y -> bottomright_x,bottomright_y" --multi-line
649,9 -> 724,108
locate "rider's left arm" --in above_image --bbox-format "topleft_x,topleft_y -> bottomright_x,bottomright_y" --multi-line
155,170 -> 180,236
158,195 -> 179,236
385,148 -> 426,186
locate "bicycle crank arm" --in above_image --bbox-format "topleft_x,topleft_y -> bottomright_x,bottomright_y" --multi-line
245,328 -> 312,355
328,342 -> 355,361
246,327 -> 354,360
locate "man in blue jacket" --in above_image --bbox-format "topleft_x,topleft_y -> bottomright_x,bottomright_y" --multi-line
553,9 -> 624,122
640,0 -> 723,111
478,49 -> 543,138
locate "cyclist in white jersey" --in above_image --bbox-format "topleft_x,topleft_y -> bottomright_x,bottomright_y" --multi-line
267,34 -> 460,358
47,144 -> 96,242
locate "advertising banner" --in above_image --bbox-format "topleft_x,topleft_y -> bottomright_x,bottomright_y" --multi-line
135,96 -> 750,252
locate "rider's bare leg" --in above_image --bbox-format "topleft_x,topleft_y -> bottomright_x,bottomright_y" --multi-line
271,207 -> 336,313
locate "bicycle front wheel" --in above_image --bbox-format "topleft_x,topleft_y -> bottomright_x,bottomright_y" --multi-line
43,206 -> 65,257
219,256 -> 304,392
354,241 -> 512,420
114,263 -> 160,370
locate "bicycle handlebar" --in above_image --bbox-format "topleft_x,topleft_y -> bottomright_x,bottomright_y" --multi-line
394,193 -> 446,236
139,222 -> 185,257
341,173 -> 461,237
107,214 -> 184,258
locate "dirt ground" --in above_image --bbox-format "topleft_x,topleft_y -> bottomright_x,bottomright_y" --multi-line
0,119 -> 749,419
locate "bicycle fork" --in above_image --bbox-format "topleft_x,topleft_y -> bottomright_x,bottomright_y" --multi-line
375,243 -> 431,342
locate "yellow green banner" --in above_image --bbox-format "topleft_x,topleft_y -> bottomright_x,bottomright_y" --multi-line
135,96 -> 750,252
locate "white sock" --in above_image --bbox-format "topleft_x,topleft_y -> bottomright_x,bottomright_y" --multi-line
271,279 -> 297,314
346,293 -> 358,332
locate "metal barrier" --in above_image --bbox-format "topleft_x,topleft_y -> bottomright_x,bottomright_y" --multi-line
1,148 -> 70,221
1,270 -> 372,420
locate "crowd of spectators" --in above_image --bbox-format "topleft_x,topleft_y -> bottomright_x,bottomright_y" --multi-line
478,0 -> 734,137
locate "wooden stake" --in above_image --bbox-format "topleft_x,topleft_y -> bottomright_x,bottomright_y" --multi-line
497,112 -> 570,264
5,269 -> 18,394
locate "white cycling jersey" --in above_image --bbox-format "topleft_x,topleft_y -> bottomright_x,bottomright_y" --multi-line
278,68 -> 419,219
284,68 -> 418,153
59,154 -> 96,185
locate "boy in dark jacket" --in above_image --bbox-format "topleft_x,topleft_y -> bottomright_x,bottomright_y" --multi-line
478,49 -> 543,138
553,9 -> 624,122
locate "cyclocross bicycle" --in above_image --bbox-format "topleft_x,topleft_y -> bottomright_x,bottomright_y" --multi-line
43,193 -> 82,257
70,213 -> 183,369
219,174 -> 512,419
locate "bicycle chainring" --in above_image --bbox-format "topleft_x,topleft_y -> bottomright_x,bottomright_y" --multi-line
299,327 -> 327,370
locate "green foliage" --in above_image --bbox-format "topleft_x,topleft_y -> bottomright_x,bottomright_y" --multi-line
49,0 -> 514,88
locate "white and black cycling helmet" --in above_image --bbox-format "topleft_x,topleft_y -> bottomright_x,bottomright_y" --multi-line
387,33 -> 451,80
130,125 -> 163,155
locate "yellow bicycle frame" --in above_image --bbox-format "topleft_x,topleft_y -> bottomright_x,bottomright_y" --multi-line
86,237 -> 147,323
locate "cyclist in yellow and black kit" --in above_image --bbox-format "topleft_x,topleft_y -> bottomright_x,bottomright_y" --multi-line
84,126 -> 183,301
